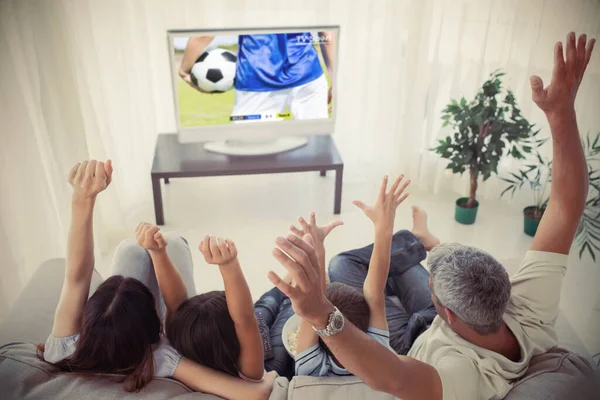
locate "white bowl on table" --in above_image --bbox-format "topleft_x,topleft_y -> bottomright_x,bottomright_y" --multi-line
282,313 -> 302,358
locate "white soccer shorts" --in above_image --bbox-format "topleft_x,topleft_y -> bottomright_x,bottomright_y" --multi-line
231,74 -> 329,121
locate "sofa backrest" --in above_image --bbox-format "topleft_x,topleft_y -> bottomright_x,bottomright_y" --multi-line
2,341 -> 599,400
0,342 -> 290,400
0,342 -> 214,400
503,347 -> 600,400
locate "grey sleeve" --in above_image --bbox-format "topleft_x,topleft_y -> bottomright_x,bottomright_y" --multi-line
294,344 -> 330,377
43,333 -> 79,363
153,337 -> 182,378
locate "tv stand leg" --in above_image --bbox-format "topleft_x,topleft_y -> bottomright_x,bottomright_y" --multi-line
152,176 -> 165,225
334,167 -> 343,215
320,170 -> 326,177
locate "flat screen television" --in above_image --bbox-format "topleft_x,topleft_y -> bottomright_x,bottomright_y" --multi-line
167,26 -> 340,155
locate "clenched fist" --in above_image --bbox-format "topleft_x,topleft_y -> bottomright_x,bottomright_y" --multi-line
69,160 -> 113,200
136,222 -> 167,252
199,235 -> 238,267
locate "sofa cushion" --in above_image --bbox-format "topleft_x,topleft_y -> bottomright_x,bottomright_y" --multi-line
287,375 -> 395,400
0,342 -> 209,400
503,347 -> 600,400
0,342 -> 290,400
286,349 -> 600,400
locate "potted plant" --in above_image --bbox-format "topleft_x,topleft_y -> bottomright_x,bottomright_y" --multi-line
501,132 -> 600,260
500,149 -> 551,236
432,70 -> 542,224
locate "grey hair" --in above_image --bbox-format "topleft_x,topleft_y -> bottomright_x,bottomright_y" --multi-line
428,243 -> 510,335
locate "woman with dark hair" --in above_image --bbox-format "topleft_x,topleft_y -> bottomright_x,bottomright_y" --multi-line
135,214 -> 343,381
38,160 -> 275,399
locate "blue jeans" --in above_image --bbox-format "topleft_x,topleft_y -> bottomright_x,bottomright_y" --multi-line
328,230 -> 437,354
254,287 -> 295,379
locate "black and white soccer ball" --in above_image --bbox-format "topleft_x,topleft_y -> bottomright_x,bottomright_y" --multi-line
190,48 -> 237,93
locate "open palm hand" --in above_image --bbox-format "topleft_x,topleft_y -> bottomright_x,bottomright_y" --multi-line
530,32 -> 594,117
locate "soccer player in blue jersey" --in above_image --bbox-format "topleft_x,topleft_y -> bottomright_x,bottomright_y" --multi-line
179,32 -> 335,121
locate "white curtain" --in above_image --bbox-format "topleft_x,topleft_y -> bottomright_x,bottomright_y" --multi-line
1,0 -> 599,317
411,0 -> 600,209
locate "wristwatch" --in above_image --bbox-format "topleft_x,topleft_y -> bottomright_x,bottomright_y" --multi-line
312,307 -> 345,337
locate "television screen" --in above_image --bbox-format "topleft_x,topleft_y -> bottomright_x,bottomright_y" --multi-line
170,29 -> 336,130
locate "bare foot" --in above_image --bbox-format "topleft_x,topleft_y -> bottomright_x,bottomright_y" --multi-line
411,206 -> 440,251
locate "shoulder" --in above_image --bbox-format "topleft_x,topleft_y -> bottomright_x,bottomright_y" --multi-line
153,337 -> 182,378
43,333 -> 79,363
434,355 -> 480,400
512,251 -> 568,281
509,250 -> 569,320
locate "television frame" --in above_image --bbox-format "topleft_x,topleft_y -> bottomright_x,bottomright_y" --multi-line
167,26 -> 341,144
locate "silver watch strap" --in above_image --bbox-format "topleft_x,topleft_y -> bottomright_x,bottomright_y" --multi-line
312,307 -> 342,337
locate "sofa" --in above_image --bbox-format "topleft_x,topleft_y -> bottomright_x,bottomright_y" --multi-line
1,259 -> 599,399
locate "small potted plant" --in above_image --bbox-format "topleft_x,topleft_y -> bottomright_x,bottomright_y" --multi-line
432,70 -> 542,224
500,150 -> 551,236
501,132 -> 600,260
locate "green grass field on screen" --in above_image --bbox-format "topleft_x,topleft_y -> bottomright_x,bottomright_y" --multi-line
178,78 -> 235,126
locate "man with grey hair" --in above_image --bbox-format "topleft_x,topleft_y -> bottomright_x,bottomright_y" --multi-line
269,32 -> 596,399
428,243 -> 511,336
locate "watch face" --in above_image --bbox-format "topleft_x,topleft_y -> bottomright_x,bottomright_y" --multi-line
314,308 -> 345,337
332,313 -> 344,330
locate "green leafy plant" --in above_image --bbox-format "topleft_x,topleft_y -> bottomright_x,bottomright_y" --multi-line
576,132 -> 600,261
500,148 -> 551,220
432,70 -> 543,208
501,132 -> 600,261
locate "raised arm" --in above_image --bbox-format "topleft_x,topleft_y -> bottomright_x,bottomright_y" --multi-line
179,36 -> 215,92
353,175 -> 410,330
199,236 -> 264,381
268,235 -> 442,400
173,359 -> 276,400
289,213 -> 343,353
135,222 -> 188,320
530,32 -> 594,254
51,160 -> 113,337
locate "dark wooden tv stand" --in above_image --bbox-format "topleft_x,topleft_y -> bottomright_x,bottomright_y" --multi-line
151,134 -> 344,225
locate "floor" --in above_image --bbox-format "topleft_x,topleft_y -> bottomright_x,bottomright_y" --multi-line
91,172 -> 600,358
